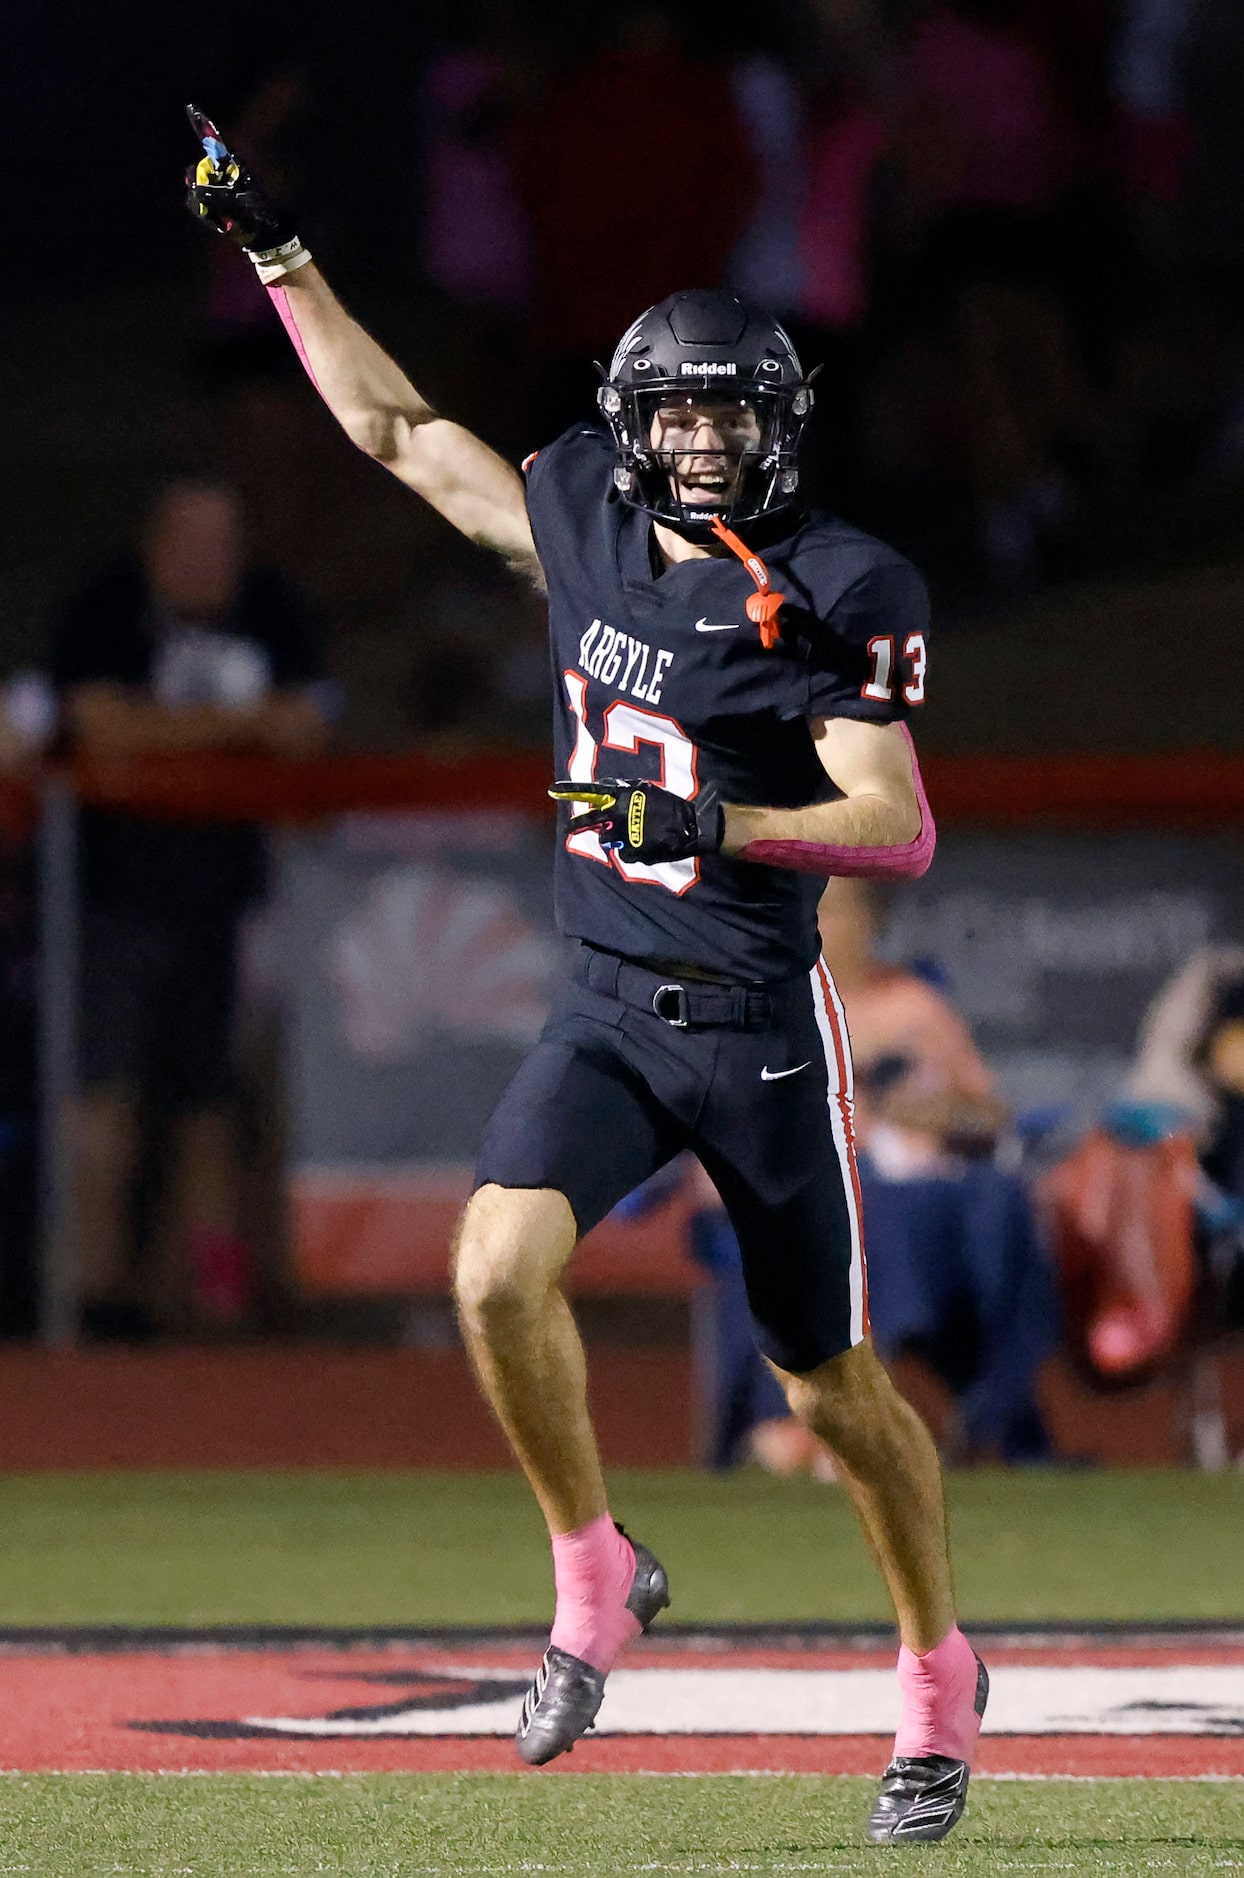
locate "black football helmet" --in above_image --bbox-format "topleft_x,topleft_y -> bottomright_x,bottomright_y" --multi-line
597,289 -> 813,538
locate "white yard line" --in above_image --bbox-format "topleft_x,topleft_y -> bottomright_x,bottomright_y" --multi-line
0,1768 -> 1239,1781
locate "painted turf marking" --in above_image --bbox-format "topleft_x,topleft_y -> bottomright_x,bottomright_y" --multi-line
240,1664 -> 1244,1737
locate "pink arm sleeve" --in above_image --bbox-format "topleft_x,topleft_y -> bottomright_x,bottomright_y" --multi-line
266,284 -> 324,395
737,723 -> 936,879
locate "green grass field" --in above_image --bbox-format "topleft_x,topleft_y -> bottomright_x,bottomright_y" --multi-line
0,1467 -> 1240,1624
0,1468 -> 1240,1875
0,1774 -> 1239,1876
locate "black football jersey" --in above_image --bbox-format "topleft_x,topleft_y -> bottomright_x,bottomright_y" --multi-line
525,427 -> 929,982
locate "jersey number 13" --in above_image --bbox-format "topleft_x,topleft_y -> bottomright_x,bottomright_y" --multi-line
562,670 -> 700,896
862,632 -> 927,705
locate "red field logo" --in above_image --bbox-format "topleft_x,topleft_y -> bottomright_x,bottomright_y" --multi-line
0,1631 -> 1240,1777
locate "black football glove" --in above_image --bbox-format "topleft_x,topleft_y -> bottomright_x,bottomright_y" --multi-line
548,779 -> 725,865
184,104 -> 299,255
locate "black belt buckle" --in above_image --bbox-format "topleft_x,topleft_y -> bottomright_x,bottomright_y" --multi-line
652,982 -> 690,1028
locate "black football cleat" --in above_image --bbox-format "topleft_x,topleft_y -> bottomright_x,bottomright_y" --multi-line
515,1531 -> 670,1766
866,1653 -> 989,1845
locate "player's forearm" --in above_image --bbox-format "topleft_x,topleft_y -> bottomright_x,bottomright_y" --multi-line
721,717 -> 936,879
722,766 -> 934,878
724,790 -> 916,853
270,263 -> 434,457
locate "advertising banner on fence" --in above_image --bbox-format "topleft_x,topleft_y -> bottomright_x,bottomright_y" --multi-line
278,809 -> 697,1295
280,813 -> 1243,1296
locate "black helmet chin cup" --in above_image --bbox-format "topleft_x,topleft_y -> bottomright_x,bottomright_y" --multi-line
620,442 -> 785,538
607,423 -> 804,531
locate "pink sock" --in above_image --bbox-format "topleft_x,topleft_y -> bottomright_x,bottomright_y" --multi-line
893,1625 -> 983,1761
548,1513 -> 641,1674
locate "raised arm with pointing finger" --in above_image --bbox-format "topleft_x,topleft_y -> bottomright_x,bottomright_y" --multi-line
185,107 -> 540,578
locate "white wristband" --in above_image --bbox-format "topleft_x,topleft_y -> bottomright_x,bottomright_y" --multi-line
249,238 -> 313,285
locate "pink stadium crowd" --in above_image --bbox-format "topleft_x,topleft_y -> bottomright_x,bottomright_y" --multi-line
198,0 -> 1244,607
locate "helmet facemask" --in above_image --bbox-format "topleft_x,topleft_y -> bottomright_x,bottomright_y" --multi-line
599,377 -> 813,538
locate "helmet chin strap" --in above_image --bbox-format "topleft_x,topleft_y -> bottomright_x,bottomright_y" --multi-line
708,516 -> 786,649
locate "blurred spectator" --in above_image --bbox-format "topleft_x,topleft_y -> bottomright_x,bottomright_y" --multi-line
51,477 -> 330,1340
818,877 -> 1005,1153
696,879 -> 1056,1469
514,5 -> 758,438
782,4 -> 889,508
799,95 -> 884,331
417,10 -> 534,316
1127,945 -> 1244,1328
1041,947 -> 1244,1432
0,675 -> 57,767
821,878 -> 1057,1459
727,52 -> 807,318
1109,0 -> 1195,214
1126,944 -> 1244,1136
414,7 -> 539,446
866,0 -> 1097,586
1199,983 -> 1244,1173
889,0 -> 1066,227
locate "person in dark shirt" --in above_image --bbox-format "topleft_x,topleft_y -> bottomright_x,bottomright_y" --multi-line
52,476 -> 329,1338
187,121 -> 983,1847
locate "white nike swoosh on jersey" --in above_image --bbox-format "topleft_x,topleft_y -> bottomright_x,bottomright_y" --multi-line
694,618 -> 740,632
760,1061 -> 812,1081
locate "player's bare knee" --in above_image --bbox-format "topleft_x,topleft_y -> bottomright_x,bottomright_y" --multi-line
779,1341 -> 896,1445
453,1248 -> 529,1331
451,1185 -> 574,1328
451,1229 -> 533,1329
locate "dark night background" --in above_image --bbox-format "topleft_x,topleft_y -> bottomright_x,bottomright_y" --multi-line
2,0 -> 1244,752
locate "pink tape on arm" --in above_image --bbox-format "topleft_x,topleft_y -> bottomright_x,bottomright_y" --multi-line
737,723 -> 936,879
266,284 -> 324,397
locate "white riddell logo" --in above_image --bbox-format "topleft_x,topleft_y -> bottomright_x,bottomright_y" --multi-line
761,1061 -> 812,1081
681,361 -> 737,375
695,618 -> 739,632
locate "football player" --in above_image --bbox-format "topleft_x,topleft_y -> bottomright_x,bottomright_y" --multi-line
187,109 -> 987,1844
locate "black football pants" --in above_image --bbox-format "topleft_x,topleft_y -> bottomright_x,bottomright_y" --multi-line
474,943 -> 869,1374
